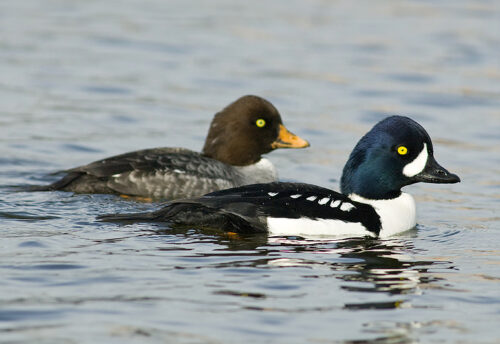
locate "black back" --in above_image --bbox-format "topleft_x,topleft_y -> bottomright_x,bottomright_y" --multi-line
148,183 -> 382,235
67,148 -> 236,180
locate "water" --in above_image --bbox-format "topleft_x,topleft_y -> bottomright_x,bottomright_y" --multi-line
1,0 -> 499,343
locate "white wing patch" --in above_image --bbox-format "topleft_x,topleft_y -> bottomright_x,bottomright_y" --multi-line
403,143 -> 428,177
290,194 -> 301,199
340,202 -> 355,212
268,192 -> 278,197
330,200 -> 341,208
173,169 -> 186,174
318,197 -> 330,205
306,196 -> 317,201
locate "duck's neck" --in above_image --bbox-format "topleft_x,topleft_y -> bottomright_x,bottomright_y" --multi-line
341,170 -> 403,200
349,193 -> 417,237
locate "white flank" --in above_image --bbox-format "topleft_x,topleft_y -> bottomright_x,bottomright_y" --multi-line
112,173 -> 121,178
290,194 -> 301,199
318,197 -> 330,205
173,169 -> 186,174
266,193 -> 416,238
306,196 -> 317,201
349,193 -> 417,237
267,217 -> 374,237
268,192 -> 278,197
403,143 -> 428,177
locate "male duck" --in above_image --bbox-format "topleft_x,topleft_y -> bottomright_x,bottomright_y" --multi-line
35,95 -> 309,200
99,116 -> 460,237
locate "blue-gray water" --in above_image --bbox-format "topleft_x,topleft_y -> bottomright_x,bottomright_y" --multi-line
1,1 -> 499,343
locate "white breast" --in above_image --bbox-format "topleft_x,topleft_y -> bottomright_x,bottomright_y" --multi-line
349,193 -> 416,237
235,158 -> 278,184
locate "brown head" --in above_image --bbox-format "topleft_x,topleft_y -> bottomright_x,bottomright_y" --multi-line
202,95 -> 309,166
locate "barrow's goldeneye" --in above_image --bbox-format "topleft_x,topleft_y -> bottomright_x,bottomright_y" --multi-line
99,116 -> 460,237
33,95 -> 309,200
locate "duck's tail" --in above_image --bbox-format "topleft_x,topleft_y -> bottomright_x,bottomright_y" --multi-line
97,201 -> 265,233
97,210 -> 160,222
21,184 -> 56,192
22,172 -> 81,192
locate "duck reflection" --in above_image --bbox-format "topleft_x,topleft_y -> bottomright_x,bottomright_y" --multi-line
264,233 -> 451,311
152,225 -> 450,310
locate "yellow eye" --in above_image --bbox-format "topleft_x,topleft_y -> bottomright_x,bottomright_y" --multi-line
255,119 -> 266,128
397,146 -> 408,155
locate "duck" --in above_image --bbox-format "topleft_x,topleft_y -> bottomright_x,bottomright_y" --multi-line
33,95 -> 310,200
98,115 -> 460,237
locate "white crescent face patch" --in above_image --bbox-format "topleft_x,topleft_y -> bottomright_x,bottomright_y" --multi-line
402,143 -> 428,177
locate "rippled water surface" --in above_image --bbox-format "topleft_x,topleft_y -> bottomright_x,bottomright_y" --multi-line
1,1 -> 499,343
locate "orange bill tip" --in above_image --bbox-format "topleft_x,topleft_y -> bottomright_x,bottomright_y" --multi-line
271,124 -> 310,149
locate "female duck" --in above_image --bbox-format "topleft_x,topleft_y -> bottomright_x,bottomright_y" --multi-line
35,95 -> 309,200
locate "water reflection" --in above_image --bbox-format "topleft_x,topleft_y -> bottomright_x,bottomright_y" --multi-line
265,235 -> 450,310
149,227 -> 452,312
129,228 -> 457,342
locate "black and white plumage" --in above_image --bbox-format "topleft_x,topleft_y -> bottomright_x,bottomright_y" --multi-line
99,116 -> 461,237
101,183 -> 383,235
31,95 -> 309,200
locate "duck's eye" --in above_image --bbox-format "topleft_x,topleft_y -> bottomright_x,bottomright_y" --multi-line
397,146 -> 408,156
255,119 -> 266,128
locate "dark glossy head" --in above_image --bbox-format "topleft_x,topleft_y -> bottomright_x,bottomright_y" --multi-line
202,95 -> 309,166
340,116 -> 460,199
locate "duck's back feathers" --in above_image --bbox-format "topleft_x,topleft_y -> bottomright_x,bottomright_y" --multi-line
43,148 -> 243,199
67,148 -> 194,177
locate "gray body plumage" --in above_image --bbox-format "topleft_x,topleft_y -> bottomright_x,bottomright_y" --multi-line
44,148 -> 277,200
